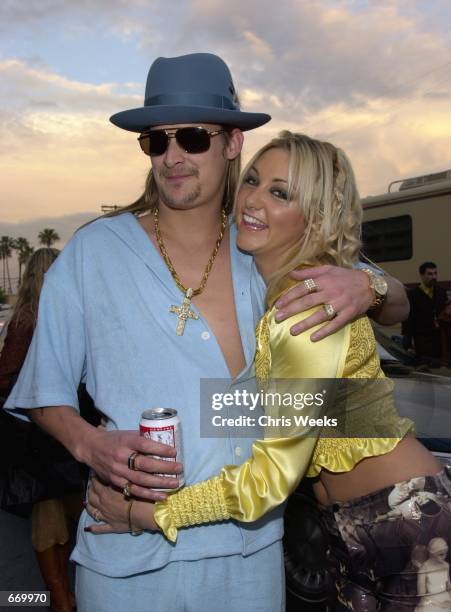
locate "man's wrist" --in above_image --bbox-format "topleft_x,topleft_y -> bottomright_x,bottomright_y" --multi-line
361,268 -> 388,309
73,422 -> 99,464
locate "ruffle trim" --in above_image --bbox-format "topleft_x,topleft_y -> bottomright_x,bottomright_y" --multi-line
154,477 -> 230,542
306,429 -> 414,477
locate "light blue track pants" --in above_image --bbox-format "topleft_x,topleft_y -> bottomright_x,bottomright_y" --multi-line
75,540 -> 285,612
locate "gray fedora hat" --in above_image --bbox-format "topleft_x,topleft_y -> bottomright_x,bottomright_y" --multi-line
110,53 -> 270,133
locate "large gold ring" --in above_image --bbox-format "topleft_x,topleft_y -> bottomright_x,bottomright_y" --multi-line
123,482 -> 132,499
303,278 -> 318,294
92,508 -> 102,523
323,303 -> 337,320
127,451 -> 139,471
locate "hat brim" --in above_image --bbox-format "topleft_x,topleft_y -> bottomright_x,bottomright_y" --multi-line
110,105 -> 271,133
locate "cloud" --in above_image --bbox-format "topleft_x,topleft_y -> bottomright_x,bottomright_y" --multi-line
4,2 -> 451,117
0,54 -> 150,229
0,0 -> 154,26
0,61 -> 150,225
0,59 -> 141,116
166,0 -> 451,117
1,0 -> 451,229
177,0 -> 451,196
241,89 -> 264,105
241,31 -> 274,62
0,111 -> 149,224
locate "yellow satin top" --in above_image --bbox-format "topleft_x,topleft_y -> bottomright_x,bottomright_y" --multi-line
154,288 -> 414,542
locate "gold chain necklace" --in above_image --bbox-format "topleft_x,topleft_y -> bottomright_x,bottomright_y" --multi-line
154,206 -> 227,336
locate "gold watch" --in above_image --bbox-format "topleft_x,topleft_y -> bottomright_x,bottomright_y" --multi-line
361,268 -> 388,309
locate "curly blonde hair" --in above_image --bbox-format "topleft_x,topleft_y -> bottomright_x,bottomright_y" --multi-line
236,131 -> 362,306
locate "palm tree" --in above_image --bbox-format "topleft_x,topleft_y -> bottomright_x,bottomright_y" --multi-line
14,237 -> 34,285
38,228 -> 60,247
0,236 -> 15,293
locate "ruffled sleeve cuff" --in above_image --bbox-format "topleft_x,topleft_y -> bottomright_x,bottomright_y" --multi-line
154,476 -> 230,542
307,418 -> 415,477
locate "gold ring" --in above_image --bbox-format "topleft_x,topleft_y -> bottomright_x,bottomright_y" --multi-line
92,508 -> 102,523
128,451 -> 139,471
123,482 -> 132,499
323,303 -> 336,320
303,278 -> 318,294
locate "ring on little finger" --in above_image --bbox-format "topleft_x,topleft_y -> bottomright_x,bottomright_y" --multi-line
323,303 -> 337,320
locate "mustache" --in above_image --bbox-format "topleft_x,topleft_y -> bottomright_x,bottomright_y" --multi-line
159,167 -> 199,179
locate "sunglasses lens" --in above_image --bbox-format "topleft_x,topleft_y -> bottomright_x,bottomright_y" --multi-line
147,131 -> 170,156
177,128 -> 211,154
138,134 -> 150,155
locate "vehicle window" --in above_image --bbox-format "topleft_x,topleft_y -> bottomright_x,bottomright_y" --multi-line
362,214 -> 412,262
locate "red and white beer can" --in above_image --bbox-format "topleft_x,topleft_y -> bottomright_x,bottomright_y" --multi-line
139,407 -> 184,489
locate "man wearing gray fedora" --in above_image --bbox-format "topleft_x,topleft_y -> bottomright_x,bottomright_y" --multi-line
5,53 -> 408,610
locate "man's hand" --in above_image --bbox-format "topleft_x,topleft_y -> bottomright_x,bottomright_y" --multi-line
80,427 -> 182,501
28,406 -> 183,502
85,475 -> 159,534
274,266 -> 374,341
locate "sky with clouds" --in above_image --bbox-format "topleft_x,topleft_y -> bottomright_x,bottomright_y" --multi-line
1,0 -> 451,253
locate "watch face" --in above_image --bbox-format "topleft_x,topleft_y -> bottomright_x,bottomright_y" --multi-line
373,274 -> 388,296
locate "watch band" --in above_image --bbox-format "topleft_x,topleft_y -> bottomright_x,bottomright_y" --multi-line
361,268 -> 387,309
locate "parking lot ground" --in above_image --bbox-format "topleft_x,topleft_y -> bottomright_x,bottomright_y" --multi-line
0,506 -> 47,611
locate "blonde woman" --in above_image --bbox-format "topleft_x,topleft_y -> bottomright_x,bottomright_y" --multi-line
87,133 -> 451,609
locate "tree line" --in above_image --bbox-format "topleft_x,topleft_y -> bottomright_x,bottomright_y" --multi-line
0,229 -> 60,294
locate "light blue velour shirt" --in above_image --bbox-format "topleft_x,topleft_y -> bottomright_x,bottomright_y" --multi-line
5,213 -> 284,577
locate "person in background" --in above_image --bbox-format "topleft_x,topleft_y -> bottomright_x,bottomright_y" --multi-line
403,262 -> 448,364
0,248 -> 80,612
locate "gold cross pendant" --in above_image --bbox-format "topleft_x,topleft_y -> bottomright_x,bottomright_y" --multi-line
169,288 -> 199,336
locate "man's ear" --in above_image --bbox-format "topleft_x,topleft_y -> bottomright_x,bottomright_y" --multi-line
224,128 -> 244,160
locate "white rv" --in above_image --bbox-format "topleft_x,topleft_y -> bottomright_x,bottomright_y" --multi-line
362,170 -> 451,290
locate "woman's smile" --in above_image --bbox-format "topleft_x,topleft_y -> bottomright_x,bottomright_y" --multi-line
236,147 -> 305,280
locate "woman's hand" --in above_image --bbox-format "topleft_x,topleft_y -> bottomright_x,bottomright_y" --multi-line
274,266 -> 374,340
85,476 -> 129,533
85,475 -> 159,534
274,266 -> 407,340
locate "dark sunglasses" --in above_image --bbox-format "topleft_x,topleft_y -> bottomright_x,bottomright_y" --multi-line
138,127 -> 225,156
